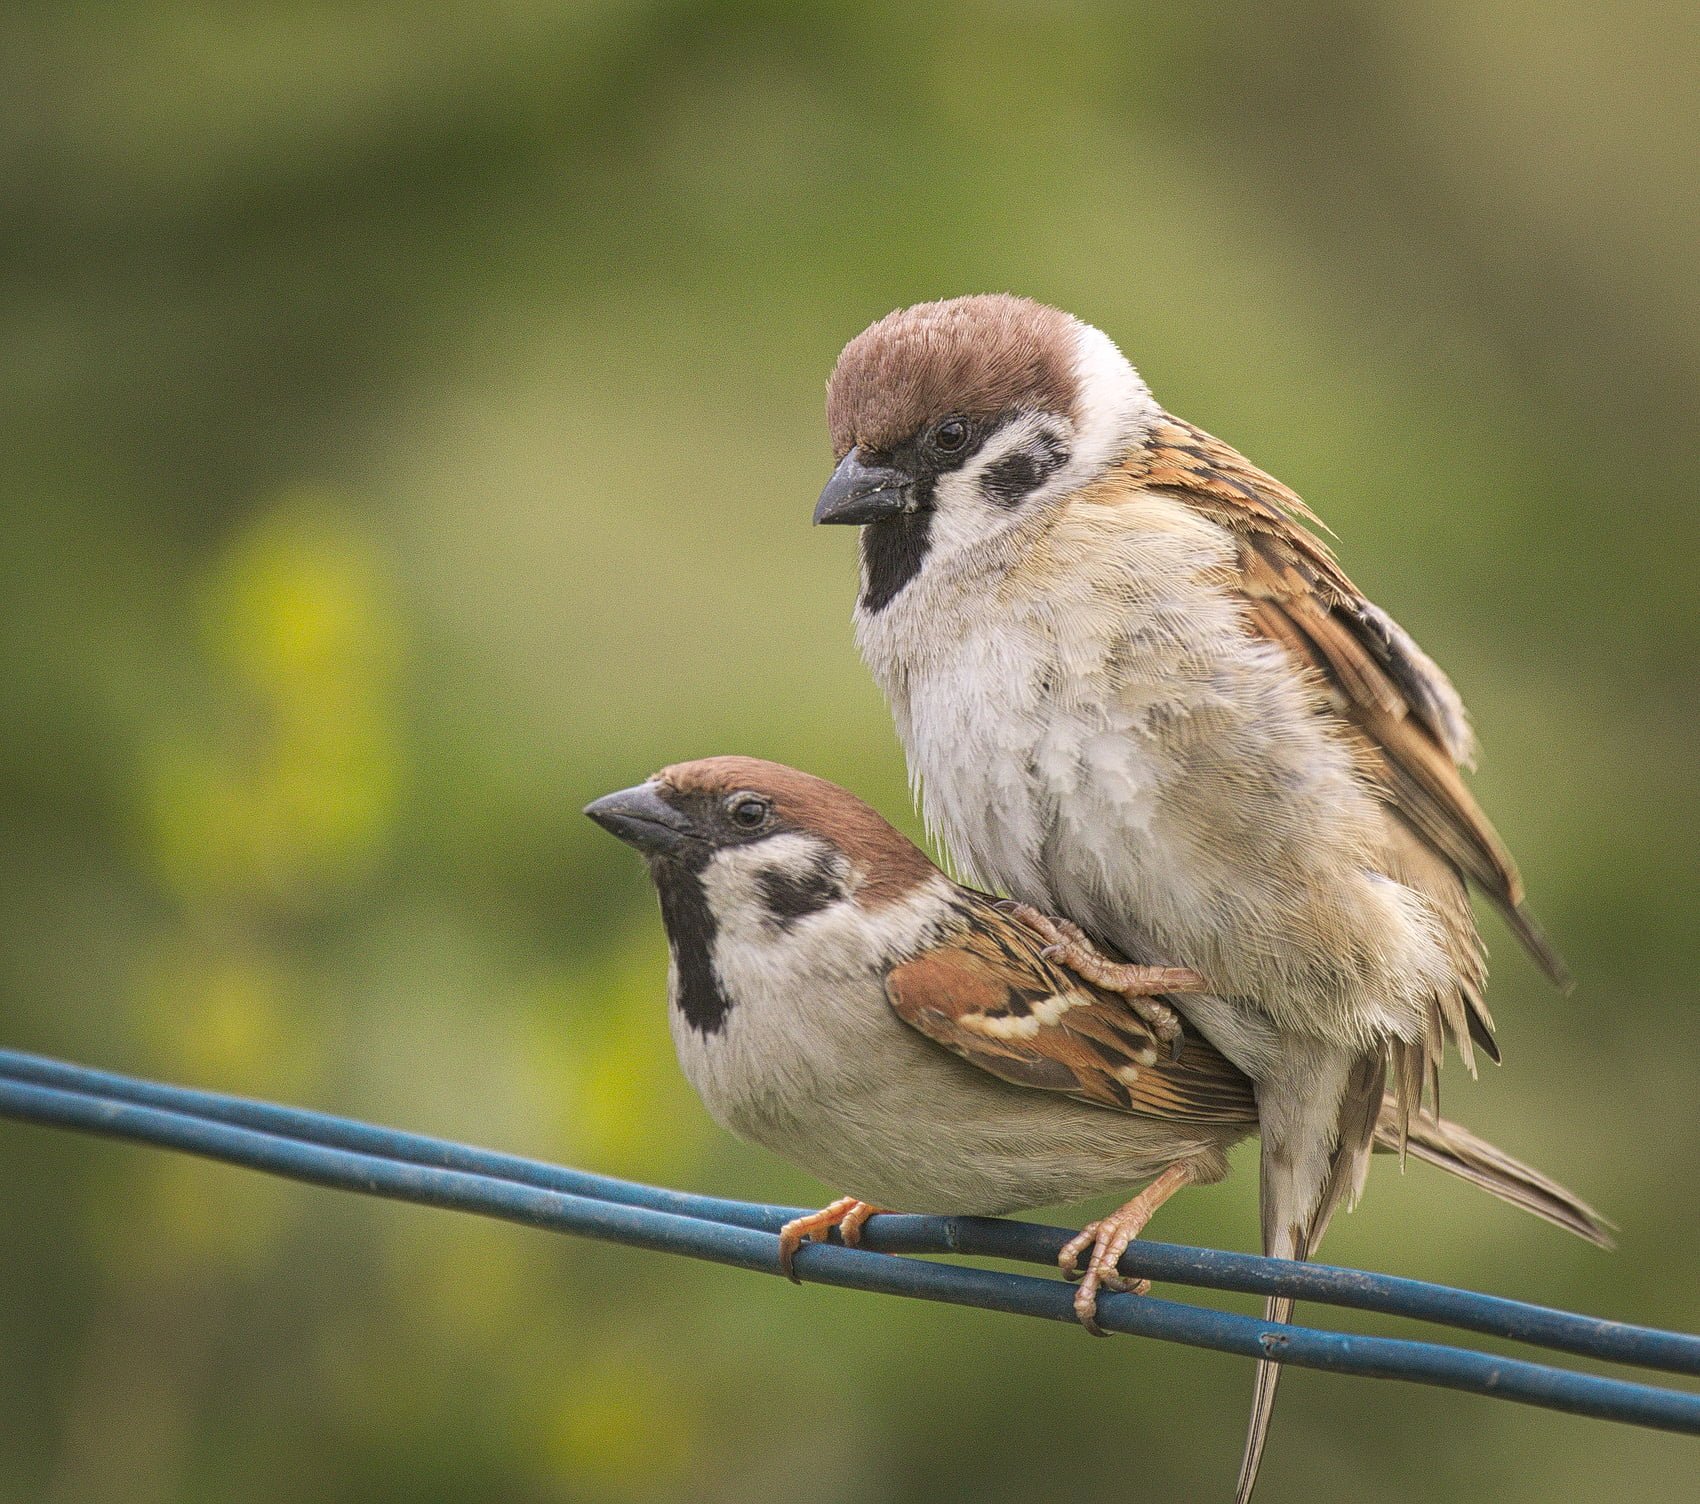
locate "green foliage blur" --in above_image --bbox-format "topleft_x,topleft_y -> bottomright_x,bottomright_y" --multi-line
2,4 -> 1697,1500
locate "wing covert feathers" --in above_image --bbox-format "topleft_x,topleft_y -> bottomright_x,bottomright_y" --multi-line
885,900 -> 1257,1125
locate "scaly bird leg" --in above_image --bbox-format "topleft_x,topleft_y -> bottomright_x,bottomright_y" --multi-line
1058,1162 -> 1198,1336
777,1197 -> 886,1282
999,902 -> 1206,1051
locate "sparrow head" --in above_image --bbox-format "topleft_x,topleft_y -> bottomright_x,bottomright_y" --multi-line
587,757 -> 926,889
816,295 -> 1156,604
587,759 -> 941,1021
588,757 -> 944,1033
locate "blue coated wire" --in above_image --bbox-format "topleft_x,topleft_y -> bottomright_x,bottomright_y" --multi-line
1,1071 -> 1696,1435
1,1051 -> 1697,1437
1,1049 -> 1692,1379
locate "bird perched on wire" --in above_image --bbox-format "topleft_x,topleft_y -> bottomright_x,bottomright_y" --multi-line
586,757 -> 1605,1328
812,295 -> 1593,1498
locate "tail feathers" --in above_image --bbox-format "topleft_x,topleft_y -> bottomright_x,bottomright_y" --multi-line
1234,1291 -> 1293,1504
1237,1194 -> 1307,1504
1239,1078 -> 1610,1503
1375,1100 -> 1614,1248
1238,1053 -> 1383,1504
1314,1057 -> 1387,1236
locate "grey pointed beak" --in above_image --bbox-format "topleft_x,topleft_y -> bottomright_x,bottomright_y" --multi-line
813,447 -> 917,526
584,782 -> 696,859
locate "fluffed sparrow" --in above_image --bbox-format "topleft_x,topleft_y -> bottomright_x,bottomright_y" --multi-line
813,296 -> 1585,1497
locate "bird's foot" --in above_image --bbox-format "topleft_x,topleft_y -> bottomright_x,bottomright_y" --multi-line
999,902 -> 1203,1049
777,1197 -> 884,1282
1057,1163 -> 1197,1335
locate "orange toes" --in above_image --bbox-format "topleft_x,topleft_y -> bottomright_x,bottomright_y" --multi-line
777,1197 -> 882,1281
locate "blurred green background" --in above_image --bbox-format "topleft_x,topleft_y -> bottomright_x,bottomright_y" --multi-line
2,3 -> 1697,1500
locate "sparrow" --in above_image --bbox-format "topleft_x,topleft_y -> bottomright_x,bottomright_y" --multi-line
813,295 -> 1589,1498
584,757 -> 1607,1340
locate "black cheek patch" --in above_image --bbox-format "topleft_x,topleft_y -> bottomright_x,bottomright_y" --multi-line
756,853 -> 845,928
654,864 -> 732,1036
981,434 -> 1070,509
859,483 -> 935,613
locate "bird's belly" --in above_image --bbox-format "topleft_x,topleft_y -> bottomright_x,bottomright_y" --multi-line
675,981 -> 1229,1214
782,1102 -> 1216,1215
750,1070 -> 1236,1216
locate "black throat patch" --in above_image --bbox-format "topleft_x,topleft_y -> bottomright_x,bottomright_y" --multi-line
652,863 -> 731,1036
859,504 -> 934,613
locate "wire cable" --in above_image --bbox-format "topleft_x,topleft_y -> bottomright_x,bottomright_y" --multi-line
1,1048 -> 1689,1377
1,1050 -> 1696,1436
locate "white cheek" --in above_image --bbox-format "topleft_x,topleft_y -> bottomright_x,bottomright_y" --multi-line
927,469 -> 1002,556
699,833 -> 839,949
927,413 -> 1067,555
704,856 -> 959,1007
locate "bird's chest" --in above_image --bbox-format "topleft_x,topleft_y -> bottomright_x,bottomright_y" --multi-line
665,891 -> 947,1180
668,952 -> 979,1208
671,966 -> 891,1153
859,588 -> 1189,918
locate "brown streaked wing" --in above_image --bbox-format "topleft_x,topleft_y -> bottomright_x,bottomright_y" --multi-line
884,901 -> 1257,1125
1135,415 -> 1569,991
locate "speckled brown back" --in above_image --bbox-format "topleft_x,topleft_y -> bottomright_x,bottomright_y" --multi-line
826,295 -> 1081,458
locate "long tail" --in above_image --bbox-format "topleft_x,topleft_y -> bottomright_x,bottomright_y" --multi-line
1236,1052 -> 1384,1504
1235,1230 -> 1300,1504
1374,1099 -> 1615,1247
1237,1085 -> 1613,1504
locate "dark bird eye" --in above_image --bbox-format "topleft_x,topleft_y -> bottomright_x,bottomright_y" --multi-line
932,416 -> 970,453
726,794 -> 770,829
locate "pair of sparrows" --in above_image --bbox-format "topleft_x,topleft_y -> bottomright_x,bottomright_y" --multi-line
585,296 -> 1609,1501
